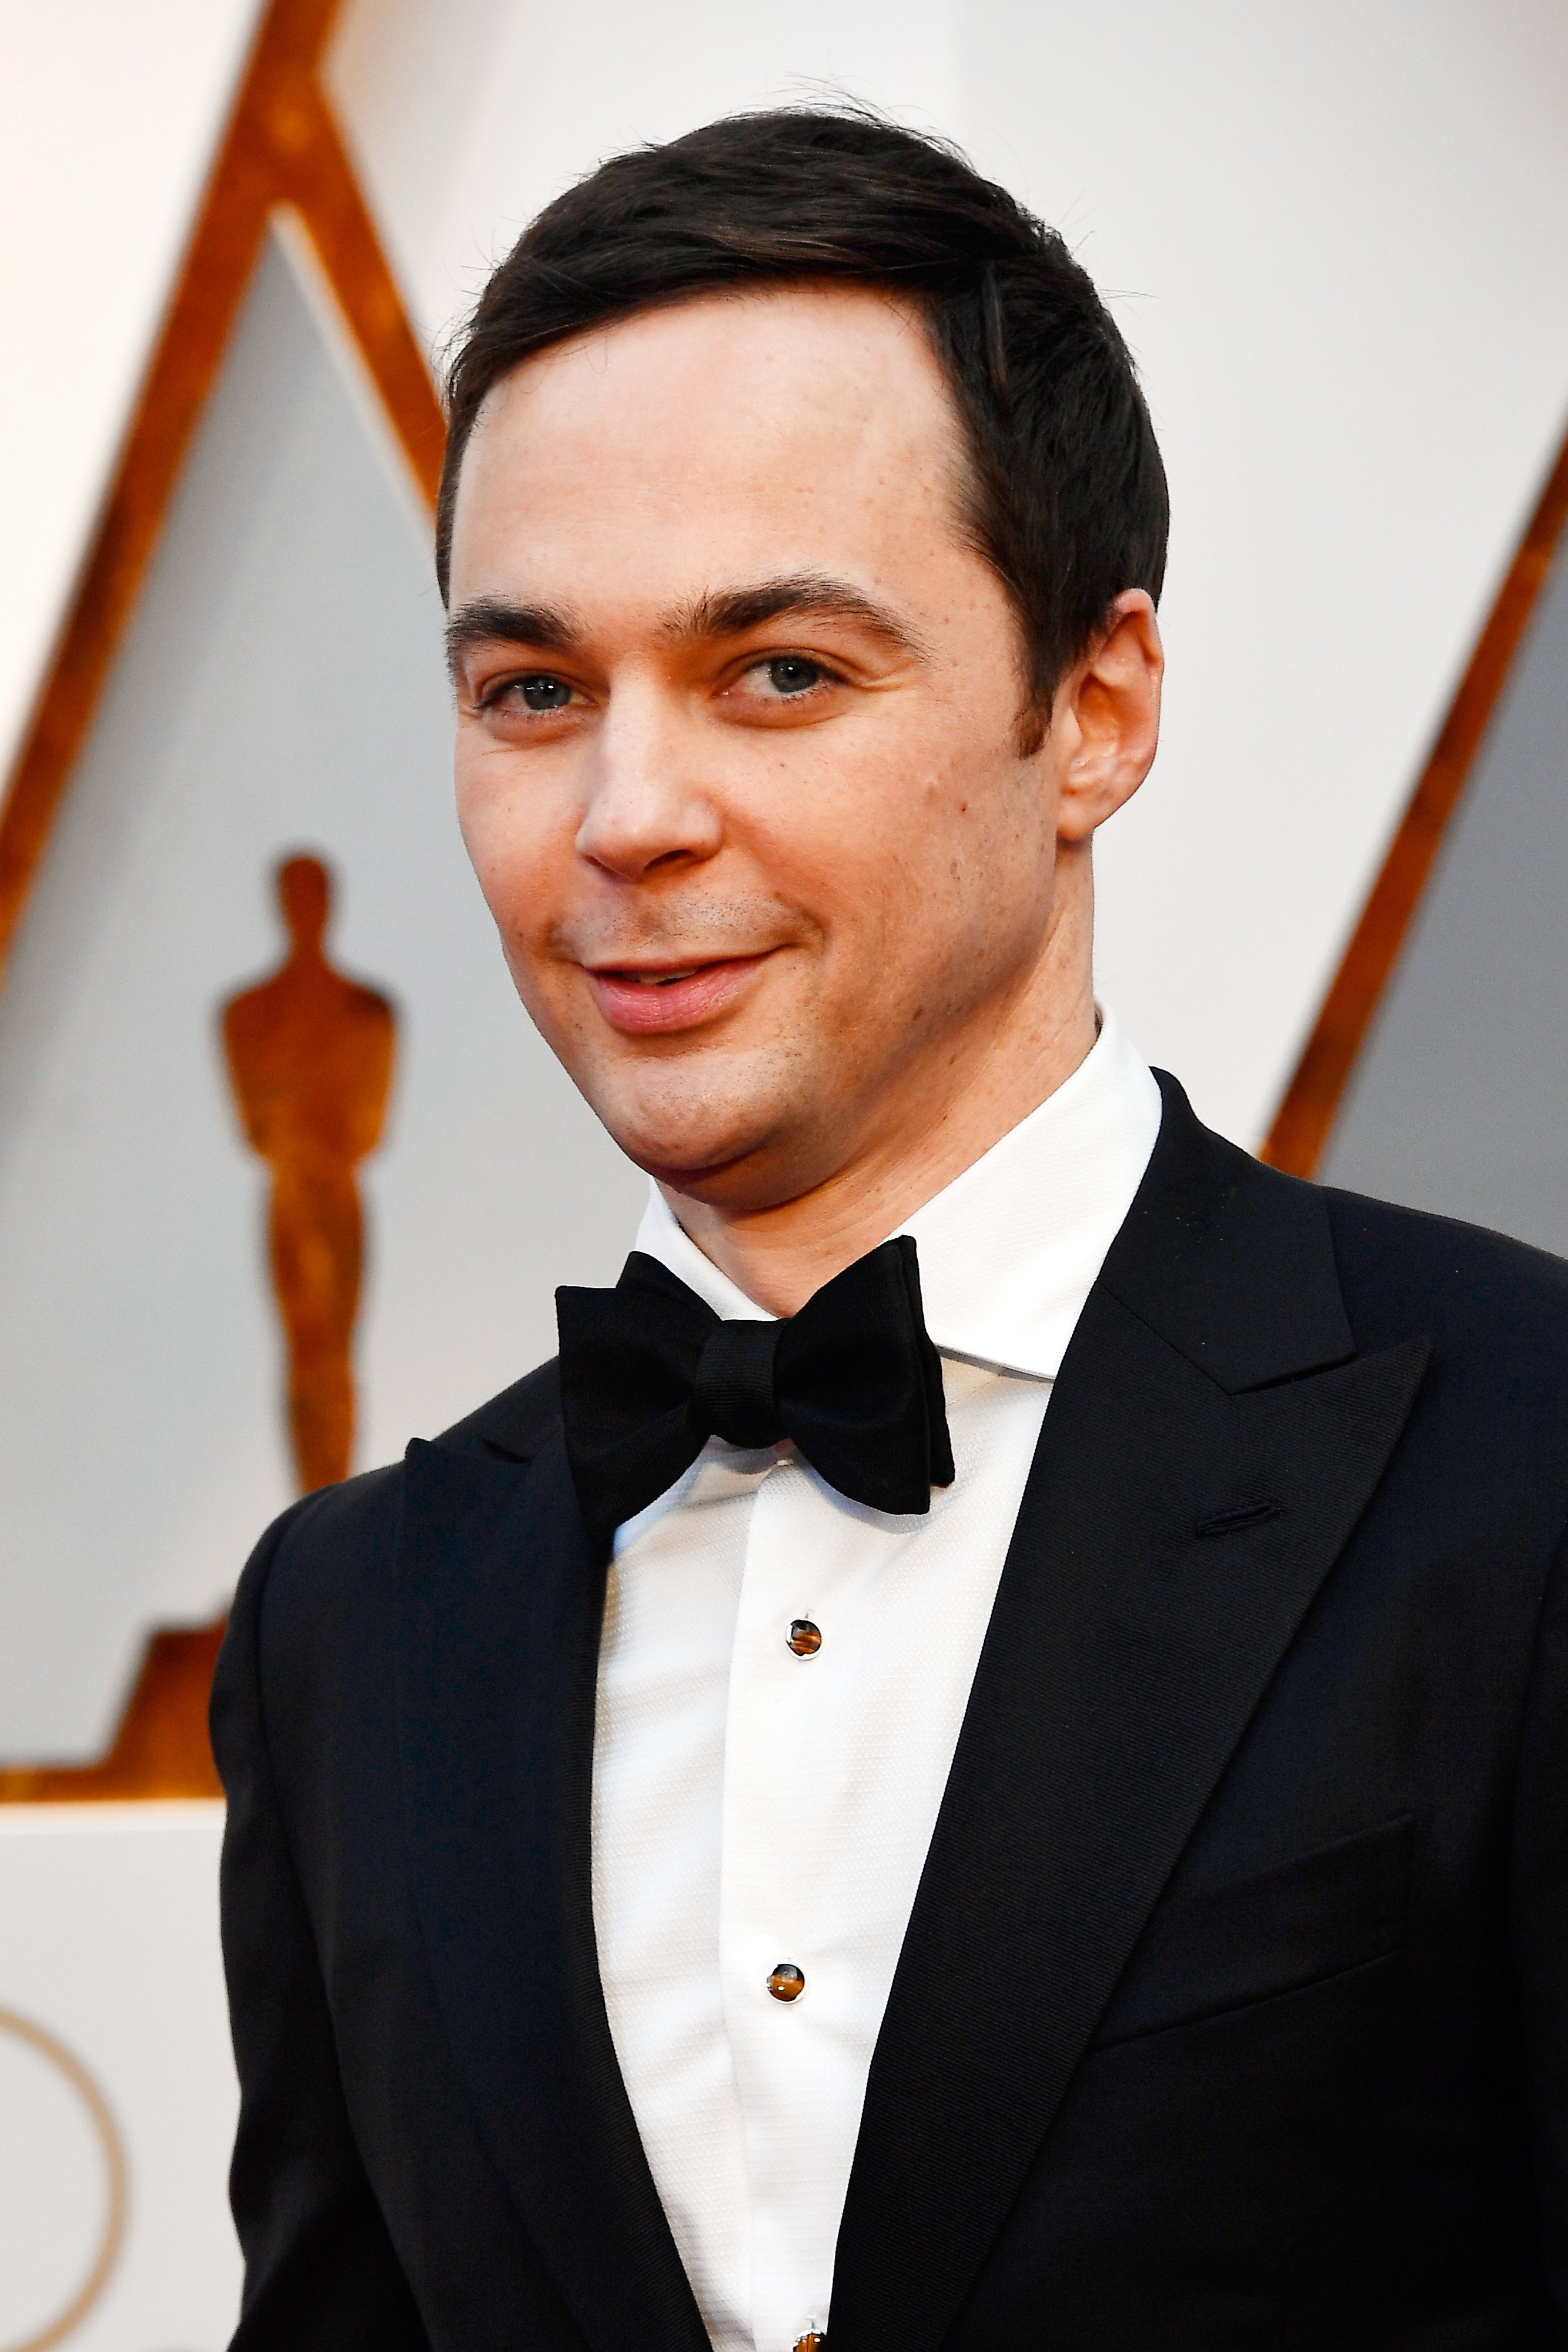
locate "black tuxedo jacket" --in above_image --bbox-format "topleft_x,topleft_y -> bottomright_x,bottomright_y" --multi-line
212,1074 -> 1568,2350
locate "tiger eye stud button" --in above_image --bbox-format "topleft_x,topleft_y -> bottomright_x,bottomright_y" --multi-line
768,1962 -> 806,2003
787,1618 -> 822,1656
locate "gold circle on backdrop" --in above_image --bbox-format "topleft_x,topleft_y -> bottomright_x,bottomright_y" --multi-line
0,2007 -> 128,2352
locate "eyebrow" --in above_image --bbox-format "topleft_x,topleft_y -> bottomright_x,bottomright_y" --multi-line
444,572 -> 928,676
446,596 -> 580,674
665,574 -> 929,659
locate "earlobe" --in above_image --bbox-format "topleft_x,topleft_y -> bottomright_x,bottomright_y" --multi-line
1055,589 -> 1164,844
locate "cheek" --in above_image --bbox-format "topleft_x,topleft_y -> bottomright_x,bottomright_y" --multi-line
831,765 -> 1051,1010
770,808 -> 968,1015
454,753 -> 572,945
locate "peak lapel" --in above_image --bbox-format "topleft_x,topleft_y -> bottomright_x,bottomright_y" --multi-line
394,1429 -> 709,2352
830,1081 -> 1430,2352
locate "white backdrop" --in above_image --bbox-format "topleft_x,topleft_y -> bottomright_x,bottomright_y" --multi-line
0,1805 -> 240,2349
0,0 -> 262,788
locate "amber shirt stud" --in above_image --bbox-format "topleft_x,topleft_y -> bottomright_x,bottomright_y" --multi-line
768,1962 -> 806,2002
787,1619 -> 822,1656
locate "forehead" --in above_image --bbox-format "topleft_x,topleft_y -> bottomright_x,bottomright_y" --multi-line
447,283 -> 972,608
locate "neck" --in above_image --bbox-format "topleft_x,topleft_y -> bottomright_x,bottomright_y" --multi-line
664,860 -> 1097,1315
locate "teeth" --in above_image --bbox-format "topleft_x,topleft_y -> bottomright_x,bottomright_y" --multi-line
595,963 -> 721,986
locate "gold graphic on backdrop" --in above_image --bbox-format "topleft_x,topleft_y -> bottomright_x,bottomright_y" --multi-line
0,1619 -> 226,1802
223,854 -> 396,1492
0,2006 -> 128,2352
0,0 -> 440,1804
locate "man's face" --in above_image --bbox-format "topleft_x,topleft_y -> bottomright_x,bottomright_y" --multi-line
447,285 -> 1081,1212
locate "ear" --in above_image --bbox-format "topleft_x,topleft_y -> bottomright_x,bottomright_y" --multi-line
1049,590 -> 1164,844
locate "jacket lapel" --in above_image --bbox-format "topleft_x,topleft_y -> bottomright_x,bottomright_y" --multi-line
394,1426 -> 710,2352
829,1078 -> 1430,2352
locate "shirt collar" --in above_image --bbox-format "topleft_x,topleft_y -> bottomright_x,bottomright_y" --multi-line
630,1004 -> 1162,1381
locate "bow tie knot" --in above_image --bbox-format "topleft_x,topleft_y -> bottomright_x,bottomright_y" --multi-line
693,1318 -> 785,1451
557,1236 -> 955,1548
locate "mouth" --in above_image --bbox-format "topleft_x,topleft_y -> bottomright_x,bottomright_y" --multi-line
584,952 -> 774,1035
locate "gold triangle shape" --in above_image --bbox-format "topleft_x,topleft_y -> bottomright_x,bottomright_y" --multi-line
0,0 -> 444,1800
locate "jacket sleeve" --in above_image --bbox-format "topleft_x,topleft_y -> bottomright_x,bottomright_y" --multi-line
211,1510 -> 430,2351
1512,1522 -> 1568,2333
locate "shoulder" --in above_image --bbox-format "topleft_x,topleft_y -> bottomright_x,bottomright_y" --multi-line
223,1359 -> 563,1662
1318,1178 -> 1568,1364
1305,1177 -> 1568,1513
1148,1069 -> 1568,1375
430,1355 -> 562,1464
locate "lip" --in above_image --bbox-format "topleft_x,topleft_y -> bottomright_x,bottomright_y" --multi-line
585,953 -> 773,1035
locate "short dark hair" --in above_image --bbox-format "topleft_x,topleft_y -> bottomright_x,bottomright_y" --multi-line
439,108 -> 1168,714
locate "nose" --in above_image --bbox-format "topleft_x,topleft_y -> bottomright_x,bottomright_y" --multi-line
575,679 -> 723,881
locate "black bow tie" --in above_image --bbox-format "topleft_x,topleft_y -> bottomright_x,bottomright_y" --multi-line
556,1237 -> 955,1549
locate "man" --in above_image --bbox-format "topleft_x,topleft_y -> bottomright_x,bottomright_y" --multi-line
213,111 -> 1568,2351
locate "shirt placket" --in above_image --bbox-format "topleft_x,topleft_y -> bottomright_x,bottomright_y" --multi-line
717,1456 -> 855,2352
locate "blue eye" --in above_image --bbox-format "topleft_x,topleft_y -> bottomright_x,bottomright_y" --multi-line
517,675 -> 574,711
764,657 -> 821,696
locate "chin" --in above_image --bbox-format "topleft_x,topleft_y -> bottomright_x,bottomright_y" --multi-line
583,1061 -> 802,1201
612,1121 -> 773,1200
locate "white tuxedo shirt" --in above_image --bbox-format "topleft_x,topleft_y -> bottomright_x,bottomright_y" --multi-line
591,1010 -> 1162,2352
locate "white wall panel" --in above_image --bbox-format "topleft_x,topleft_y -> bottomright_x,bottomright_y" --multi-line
329,0 -> 1568,1143
327,0 -> 961,352
0,1805 -> 239,2350
0,0 -> 263,780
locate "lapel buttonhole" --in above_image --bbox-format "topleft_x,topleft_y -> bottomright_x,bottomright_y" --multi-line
1195,1498 -> 1285,1538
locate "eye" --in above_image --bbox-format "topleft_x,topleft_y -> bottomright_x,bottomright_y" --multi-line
741,655 -> 828,700
484,673 -> 577,714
